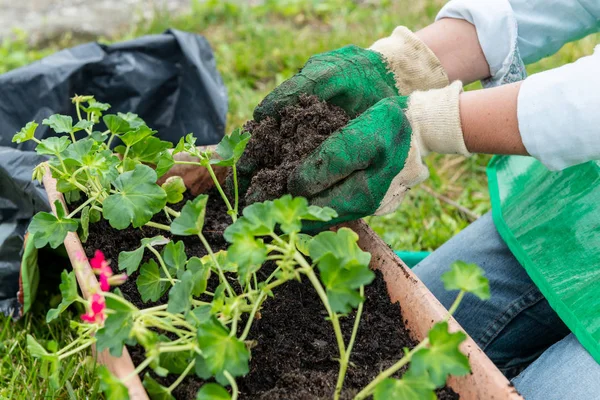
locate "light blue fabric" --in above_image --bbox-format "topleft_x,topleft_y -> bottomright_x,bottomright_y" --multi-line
438,0 -> 600,171
413,212 -> 600,396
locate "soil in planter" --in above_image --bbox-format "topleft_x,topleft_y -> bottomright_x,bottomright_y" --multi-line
241,94 -> 350,203
81,196 -> 458,400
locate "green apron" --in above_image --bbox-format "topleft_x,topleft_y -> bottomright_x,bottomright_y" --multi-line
488,155 -> 600,363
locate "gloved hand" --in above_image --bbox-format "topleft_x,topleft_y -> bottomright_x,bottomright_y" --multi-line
254,27 -> 447,122
288,81 -> 469,229
238,27 -> 449,194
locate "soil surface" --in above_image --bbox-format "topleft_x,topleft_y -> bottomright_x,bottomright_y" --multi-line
241,95 -> 349,203
81,199 -> 458,399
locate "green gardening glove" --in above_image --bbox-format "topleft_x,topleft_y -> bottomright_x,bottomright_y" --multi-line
238,27 -> 448,193
288,82 -> 469,230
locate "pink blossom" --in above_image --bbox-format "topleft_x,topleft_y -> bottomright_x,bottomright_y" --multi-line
89,250 -> 126,291
81,293 -> 106,324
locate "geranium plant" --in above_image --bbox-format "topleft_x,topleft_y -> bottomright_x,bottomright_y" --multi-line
20,97 -> 490,400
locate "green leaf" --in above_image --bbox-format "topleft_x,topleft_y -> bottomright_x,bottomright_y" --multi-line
95,295 -> 134,357
223,201 -> 276,242
118,236 -> 169,275
123,136 -> 173,164
118,247 -> 144,275
29,201 -> 78,249
63,139 -> 94,165
118,112 -> 145,129
163,240 -> 187,277
309,228 -> 374,314
103,164 -> 167,229
373,370 -> 436,400
295,233 -> 312,256
201,250 -> 236,273
103,115 -> 131,134
308,227 -> 371,267
156,151 -> 174,177
304,205 -> 338,222
167,270 -> 194,314
187,257 -> 211,296
120,125 -> 157,147
272,195 -> 309,233
137,260 -> 167,303
36,136 -> 71,156
84,100 -> 111,113
13,121 -> 38,143
196,383 -> 231,400
73,119 -> 94,133
42,114 -> 73,134
162,176 -> 186,204
441,261 -> 490,300
171,195 -> 208,236
195,317 -> 249,385
98,366 -> 130,400
226,236 -> 266,283
91,130 -> 109,142
211,128 -> 251,166
143,374 -> 175,400
46,270 -> 79,322
26,334 -> 49,358
173,137 -> 186,154
410,322 -> 470,386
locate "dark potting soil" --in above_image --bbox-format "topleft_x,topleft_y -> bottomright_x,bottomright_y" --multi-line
84,197 -> 458,399
77,95 -> 458,399
241,95 -> 350,203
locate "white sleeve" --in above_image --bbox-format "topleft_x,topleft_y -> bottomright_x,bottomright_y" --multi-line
518,48 -> 600,170
437,0 -> 600,86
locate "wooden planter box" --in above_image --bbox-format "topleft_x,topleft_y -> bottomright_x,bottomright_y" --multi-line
36,159 -> 521,400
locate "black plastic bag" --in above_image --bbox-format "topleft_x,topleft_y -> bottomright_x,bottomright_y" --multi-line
0,29 -> 227,317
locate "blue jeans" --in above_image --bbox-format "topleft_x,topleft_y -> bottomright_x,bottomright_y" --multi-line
413,212 -> 600,399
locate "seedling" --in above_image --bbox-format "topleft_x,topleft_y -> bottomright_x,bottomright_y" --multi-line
20,97 -> 490,399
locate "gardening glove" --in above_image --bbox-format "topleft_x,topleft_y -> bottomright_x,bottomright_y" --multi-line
238,27 -> 448,193
254,26 -> 448,122
288,81 -> 469,228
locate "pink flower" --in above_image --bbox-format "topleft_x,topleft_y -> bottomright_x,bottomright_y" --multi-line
99,274 -> 110,292
89,250 -> 126,291
81,293 -> 106,324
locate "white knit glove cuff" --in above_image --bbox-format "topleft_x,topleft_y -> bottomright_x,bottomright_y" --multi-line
369,26 -> 449,94
406,81 -> 471,157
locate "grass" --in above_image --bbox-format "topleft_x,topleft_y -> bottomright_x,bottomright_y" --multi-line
0,0 -> 598,396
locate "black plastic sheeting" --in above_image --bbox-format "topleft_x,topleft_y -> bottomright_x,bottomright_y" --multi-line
0,29 -> 227,317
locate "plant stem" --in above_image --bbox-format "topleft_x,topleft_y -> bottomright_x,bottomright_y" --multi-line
239,278 -> 287,341
147,246 -> 175,285
233,164 -> 239,215
138,304 -> 168,314
66,195 -> 96,219
122,145 -> 130,162
224,371 -> 239,400
144,221 -> 172,231
159,343 -> 197,354
204,162 -> 236,222
57,340 -> 94,360
106,133 -> 115,148
353,338 -> 430,400
198,232 -> 235,297
168,360 -> 195,392
446,290 -> 465,318
334,286 -> 365,400
164,206 -> 181,218
295,253 -> 346,360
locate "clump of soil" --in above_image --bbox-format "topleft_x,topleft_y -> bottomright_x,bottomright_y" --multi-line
241,95 -> 350,203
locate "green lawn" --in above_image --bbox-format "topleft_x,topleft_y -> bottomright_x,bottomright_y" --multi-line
0,0 -> 597,397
